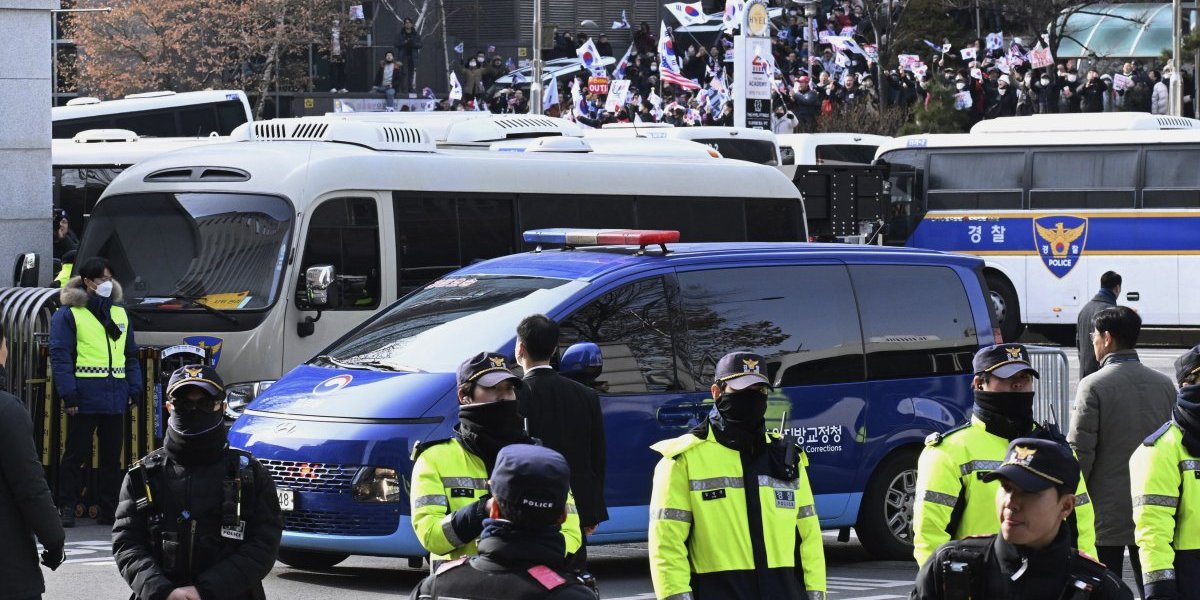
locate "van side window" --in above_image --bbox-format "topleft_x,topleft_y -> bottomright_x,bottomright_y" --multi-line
849,265 -> 976,379
393,194 -> 515,289
299,197 -> 381,310
559,277 -> 681,394
676,265 -> 864,387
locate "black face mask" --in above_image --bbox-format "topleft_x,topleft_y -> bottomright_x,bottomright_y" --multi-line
709,389 -> 769,454
973,390 -> 1035,441
458,400 -> 529,470
1174,384 -> 1200,456
169,408 -> 225,437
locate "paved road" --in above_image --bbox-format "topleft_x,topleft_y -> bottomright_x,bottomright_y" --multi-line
44,347 -> 1183,599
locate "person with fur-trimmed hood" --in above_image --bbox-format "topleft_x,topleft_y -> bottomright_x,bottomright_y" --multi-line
49,256 -> 142,528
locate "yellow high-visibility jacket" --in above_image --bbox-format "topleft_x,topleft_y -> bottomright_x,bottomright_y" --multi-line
913,417 -> 1097,566
409,438 -> 581,562
1131,421 -> 1200,599
648,430 -> 826,600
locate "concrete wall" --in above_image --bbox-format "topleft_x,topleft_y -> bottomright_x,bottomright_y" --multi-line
0,0 -> 55,286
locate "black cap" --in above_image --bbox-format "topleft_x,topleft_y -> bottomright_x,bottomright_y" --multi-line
982,438 -> 1080,492
714,352 -> 772,391
973,344 -> 1039,379
166,364 -> 225,399
1175,345 -> 1200,384
490,444 -> 570,515
456,351 -> 522,388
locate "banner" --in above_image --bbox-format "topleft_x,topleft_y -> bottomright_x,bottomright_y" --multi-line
1029,44 -> 1054,69
1113,73 -> 1132,91
449,72 -> 463,100
604,80 -> 631,112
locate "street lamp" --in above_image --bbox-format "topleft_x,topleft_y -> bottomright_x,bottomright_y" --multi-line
50,7 -> 112,104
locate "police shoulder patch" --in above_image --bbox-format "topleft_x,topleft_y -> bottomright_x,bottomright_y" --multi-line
926,423 -> 971,447
411,438 -> 452,461
435,556 -> 469,575
1143,422 -> 1172,446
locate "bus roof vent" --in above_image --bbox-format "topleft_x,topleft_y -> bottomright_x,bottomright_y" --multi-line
248,118 -> 434,152
65,96 -> 101,106
144,166 -> 251,183
444,115 -> 583,143
971,112 -> 1200,133
72,129 -> 140,143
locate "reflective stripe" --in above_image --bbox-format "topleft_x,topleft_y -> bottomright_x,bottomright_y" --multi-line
1074,492 -> 1091,506
1181,460 -> 1200,471
689,476 -> 743,491
75,366 -> 126,375
758,475 -> 799,489
807,592 -> 827,600
959,460 -> 1002,477
1144,569 -> 1176,583
798,504 -> 816,518
652,508 -> 694,523
440,514 -> 465,547
567,504 -> 578,514
923,490 -> 958,508
413,495 -> 448,508
1133,494 -> 1179,508
663,593 -> 694,600
441,477 -> 488,489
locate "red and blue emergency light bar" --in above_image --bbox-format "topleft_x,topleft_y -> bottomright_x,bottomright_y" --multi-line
522,228 -> 680,253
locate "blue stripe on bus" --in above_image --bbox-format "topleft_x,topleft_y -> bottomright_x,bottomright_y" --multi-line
910,214 -> 1200,253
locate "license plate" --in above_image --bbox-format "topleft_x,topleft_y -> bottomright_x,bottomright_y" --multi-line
277,488 -> 294,512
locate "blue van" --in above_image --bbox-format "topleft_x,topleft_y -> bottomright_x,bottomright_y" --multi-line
227,232 -> 997,567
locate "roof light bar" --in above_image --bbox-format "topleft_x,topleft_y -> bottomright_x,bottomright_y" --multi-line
522,228 -> 680,247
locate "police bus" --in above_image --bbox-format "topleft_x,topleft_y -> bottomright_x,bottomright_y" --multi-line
52,90 -> 253,139
74,117 -> 806,418
874,112 -> 1200,343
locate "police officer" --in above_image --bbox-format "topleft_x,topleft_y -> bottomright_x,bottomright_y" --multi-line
410,352 -> 582,568
112,365 -> 282,600
1129,345 -> 1200,600
913,343 -> 1097,566
648,352 -> 826,600
912,438 -> 1132,600
50,256 -> 143,527
409,444 -> 597,600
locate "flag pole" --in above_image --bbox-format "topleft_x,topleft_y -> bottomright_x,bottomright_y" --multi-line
531,0 -> 544,114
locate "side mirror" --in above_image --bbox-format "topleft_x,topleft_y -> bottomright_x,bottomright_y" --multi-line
304,265 -> 336,308
12,253 -> 39,287
559,342 -> 603,385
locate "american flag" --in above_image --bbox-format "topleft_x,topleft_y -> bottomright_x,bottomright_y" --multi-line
661,69 -> 701,90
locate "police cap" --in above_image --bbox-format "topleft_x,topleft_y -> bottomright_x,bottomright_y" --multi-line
457,351 -> 522,388
973,343 -> 1039,379
714,352 -> 772,391
490,444 -> 570,516
166,364 -> 225,400
982,437 -> 1080,493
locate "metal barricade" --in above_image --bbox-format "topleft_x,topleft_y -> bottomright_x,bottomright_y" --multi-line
1028,345 -> 1072,431
0,287 -> 59,407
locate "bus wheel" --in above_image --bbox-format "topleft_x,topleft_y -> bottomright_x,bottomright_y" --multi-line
856,450 -> 918,561
277,549 -> 350,570
985,273 -> 1024,342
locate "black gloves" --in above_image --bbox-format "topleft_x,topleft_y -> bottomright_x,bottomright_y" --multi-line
41,545 -> 65,570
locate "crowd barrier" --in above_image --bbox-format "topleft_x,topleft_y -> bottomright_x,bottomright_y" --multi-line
1028,345 -> 1073,430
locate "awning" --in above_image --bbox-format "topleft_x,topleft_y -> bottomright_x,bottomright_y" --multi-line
1056,3 -> 1196,59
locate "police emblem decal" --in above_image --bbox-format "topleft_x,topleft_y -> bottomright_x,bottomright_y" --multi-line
1033,216 -> 1087,279
184,336 -> 224,366
742,358 -> 760,373
1010,445 -> 1037,466
1006,347 -> 1023,360
774,489 -> 795,509
489,356 -> 507,368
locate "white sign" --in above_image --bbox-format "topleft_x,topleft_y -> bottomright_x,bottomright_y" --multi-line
604,80 -> 631,112
745,37 -> 774,100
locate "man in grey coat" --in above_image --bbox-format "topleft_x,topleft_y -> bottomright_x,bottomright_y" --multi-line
1076,271 -> 1120,379
1068,306 -> 1175,598
0,324 -> 66,600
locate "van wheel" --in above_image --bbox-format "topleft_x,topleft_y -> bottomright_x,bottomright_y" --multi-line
277,549 -> 349,570
985,273 -> 1024,342
856,450 -> 918,561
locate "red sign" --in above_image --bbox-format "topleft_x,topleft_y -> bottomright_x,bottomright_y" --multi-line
588,76 -> 610,95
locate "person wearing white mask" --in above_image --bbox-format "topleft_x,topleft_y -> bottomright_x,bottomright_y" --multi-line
49,256 -> 142,528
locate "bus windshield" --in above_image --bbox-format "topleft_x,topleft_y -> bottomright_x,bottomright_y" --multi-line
691,138 -> 778,165
78,193 -> 293,311
319,276 -> 585,373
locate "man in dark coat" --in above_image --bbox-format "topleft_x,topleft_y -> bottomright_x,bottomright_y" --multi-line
515,314 -> 607,572
394,17 -> 422,92
112,365 -> 282,600
0,324 -> 66,600
1076,271 -> 1120,379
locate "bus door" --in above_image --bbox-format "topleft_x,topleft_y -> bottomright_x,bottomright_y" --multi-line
284,196 -> 389,368
881,162 -> 925,246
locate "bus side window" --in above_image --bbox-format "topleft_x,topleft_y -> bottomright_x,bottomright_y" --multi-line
299,197 -> 381,310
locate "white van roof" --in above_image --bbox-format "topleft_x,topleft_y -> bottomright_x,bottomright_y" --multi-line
315,112 -> 583,144
489,136 -> 722,158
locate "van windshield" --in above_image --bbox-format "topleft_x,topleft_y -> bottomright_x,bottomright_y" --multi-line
691,138 -> 778,165
319,275 -> 585,372
77,192 -> 292,311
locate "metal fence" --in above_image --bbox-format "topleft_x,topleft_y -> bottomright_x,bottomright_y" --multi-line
0,286 -> 59,405
1028,345 -> 1073,431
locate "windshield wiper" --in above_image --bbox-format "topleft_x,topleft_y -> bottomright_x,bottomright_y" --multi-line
315,355 -> 378,371
156,294 -> 240,325
361,360 -> 426,373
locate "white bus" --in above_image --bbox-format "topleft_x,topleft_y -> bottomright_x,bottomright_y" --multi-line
52,130 -> 231,248
52,90 -> 253,139
76,117 -> 806,412
584,124 -> 783,166
875,112 -> 1200,343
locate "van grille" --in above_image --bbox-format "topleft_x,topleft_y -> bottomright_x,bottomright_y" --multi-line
261,459 -> 357,493
283,505 -> 400,536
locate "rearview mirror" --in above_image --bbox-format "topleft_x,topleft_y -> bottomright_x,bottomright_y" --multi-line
559,342 -> 603,385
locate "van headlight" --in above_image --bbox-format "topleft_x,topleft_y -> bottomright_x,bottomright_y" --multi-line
352,467 -> 402,503
224,380 -> 276,420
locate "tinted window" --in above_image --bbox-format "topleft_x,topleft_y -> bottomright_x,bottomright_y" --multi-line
849,265 -> 977,379
114,111 -> 177,137
1144,149 -> 1200,188
929,152 -> 1024,190
215,100 -> 250,134
744,198 -> 803,241
300,198 -> 381,309
1031,150 -> 1137,189
179,107 -> 219,137
393,193 -> 515,289
559,277 -> 680,394
638,197 -> 740,241
677,265 -> 864,387
816,144 -> 879,164
517,195 -> 637,233
692,138 -> 778,165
